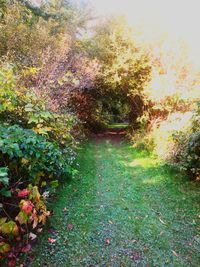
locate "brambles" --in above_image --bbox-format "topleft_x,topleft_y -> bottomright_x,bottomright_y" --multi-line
0,183 -> 50,264
0,124 -> 74,264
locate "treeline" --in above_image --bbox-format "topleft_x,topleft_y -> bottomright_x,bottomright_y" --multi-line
0,0 -> 98,264
0,0 -> 199,265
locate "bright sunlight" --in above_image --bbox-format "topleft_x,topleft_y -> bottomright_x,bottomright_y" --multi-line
0,1 -> 199,266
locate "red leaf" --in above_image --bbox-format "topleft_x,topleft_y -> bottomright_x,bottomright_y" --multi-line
8,259 -> 16,267
48,238 -> 56,243
21,200 -> 33,215
48,228 -> 57,234
105,238 -> 110,245
18,189 -> 30,198
21,243 -> 31,253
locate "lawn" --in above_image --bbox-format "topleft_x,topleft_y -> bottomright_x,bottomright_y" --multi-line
29,136 -> 200,266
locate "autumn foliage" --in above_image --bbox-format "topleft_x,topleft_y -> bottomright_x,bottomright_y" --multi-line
0,0 -> 200,265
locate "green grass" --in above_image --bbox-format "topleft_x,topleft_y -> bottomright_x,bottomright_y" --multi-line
106,122 -> 129,130
30,138 -> 200,266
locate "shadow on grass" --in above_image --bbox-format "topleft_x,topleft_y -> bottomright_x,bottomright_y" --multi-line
29,139 -> 200,267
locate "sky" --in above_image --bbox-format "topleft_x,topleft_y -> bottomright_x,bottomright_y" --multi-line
87,0 -> 200,65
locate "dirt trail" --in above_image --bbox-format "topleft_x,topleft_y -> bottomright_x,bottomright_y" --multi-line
93,128 -> 126,143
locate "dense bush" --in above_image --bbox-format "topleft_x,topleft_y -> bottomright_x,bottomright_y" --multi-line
0,124 -> 76,264
0,173 -> 50,265
0,125 -> 73,185
131,104 -> 200,180
0,61 -> 81,146
171,103 -> 200,179
0,1 -> 86,263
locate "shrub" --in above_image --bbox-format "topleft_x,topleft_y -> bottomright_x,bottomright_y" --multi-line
0,124 -> 73,187
0,172 -> 50,265
0,61 -> 79,147
0,124 -> 76,264
131,104 -> 200,180
171,103 -> 200,179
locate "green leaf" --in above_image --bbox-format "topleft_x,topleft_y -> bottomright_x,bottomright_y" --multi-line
50,180 -> 59,188
0,242 -> 11,254
0,217 -> 7,226
25,103 -> 34,112
15,211 -> 29,225
0,221 -> 19,236
0,188 -> 11,197
0,167 -> 9,186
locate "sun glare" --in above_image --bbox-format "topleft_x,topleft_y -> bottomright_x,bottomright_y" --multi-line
89,0 -> 200,67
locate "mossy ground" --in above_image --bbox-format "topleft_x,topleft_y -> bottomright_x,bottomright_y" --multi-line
30,134 -> 200,266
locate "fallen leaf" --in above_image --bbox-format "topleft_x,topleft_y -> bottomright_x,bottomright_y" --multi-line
63,207 -> 68,212
48,228 -> 57,234
172,250 -> 179,257
29,232 -> 37,240
48,237 -> 56,244
130,251 -> 141,260
67,224 -> 74,231
159,217 -> 166,225
105,238 -> 110,245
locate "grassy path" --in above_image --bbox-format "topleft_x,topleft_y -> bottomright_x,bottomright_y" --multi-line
30,134 -> 200,266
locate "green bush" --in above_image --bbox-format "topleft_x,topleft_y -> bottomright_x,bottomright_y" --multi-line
0,124 -> 73,187
130,104 -> 200,180
172,103 -> 200,179
0,62 -> 79,147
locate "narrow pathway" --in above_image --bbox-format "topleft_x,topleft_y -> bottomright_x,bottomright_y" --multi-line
30,134 -> 200,266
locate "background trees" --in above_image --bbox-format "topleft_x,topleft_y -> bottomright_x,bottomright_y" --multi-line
82,17 -> 152,127
0,0 -> 200,264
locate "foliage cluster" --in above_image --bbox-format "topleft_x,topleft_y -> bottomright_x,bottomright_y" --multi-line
0,0 -> 94,264
132,104 -> 200,180
171,103 -> 200,179
86,17 -> 152,128
129,37 -> 200,180
0,0 -> 200,264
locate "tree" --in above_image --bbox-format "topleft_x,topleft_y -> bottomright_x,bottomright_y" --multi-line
87,17 -> 152,126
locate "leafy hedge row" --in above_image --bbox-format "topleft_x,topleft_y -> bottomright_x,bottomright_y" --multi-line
0,124 -> 76,265
0,124 -> 72,186
172,103 -> 200,179
131,103 -> 200,180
